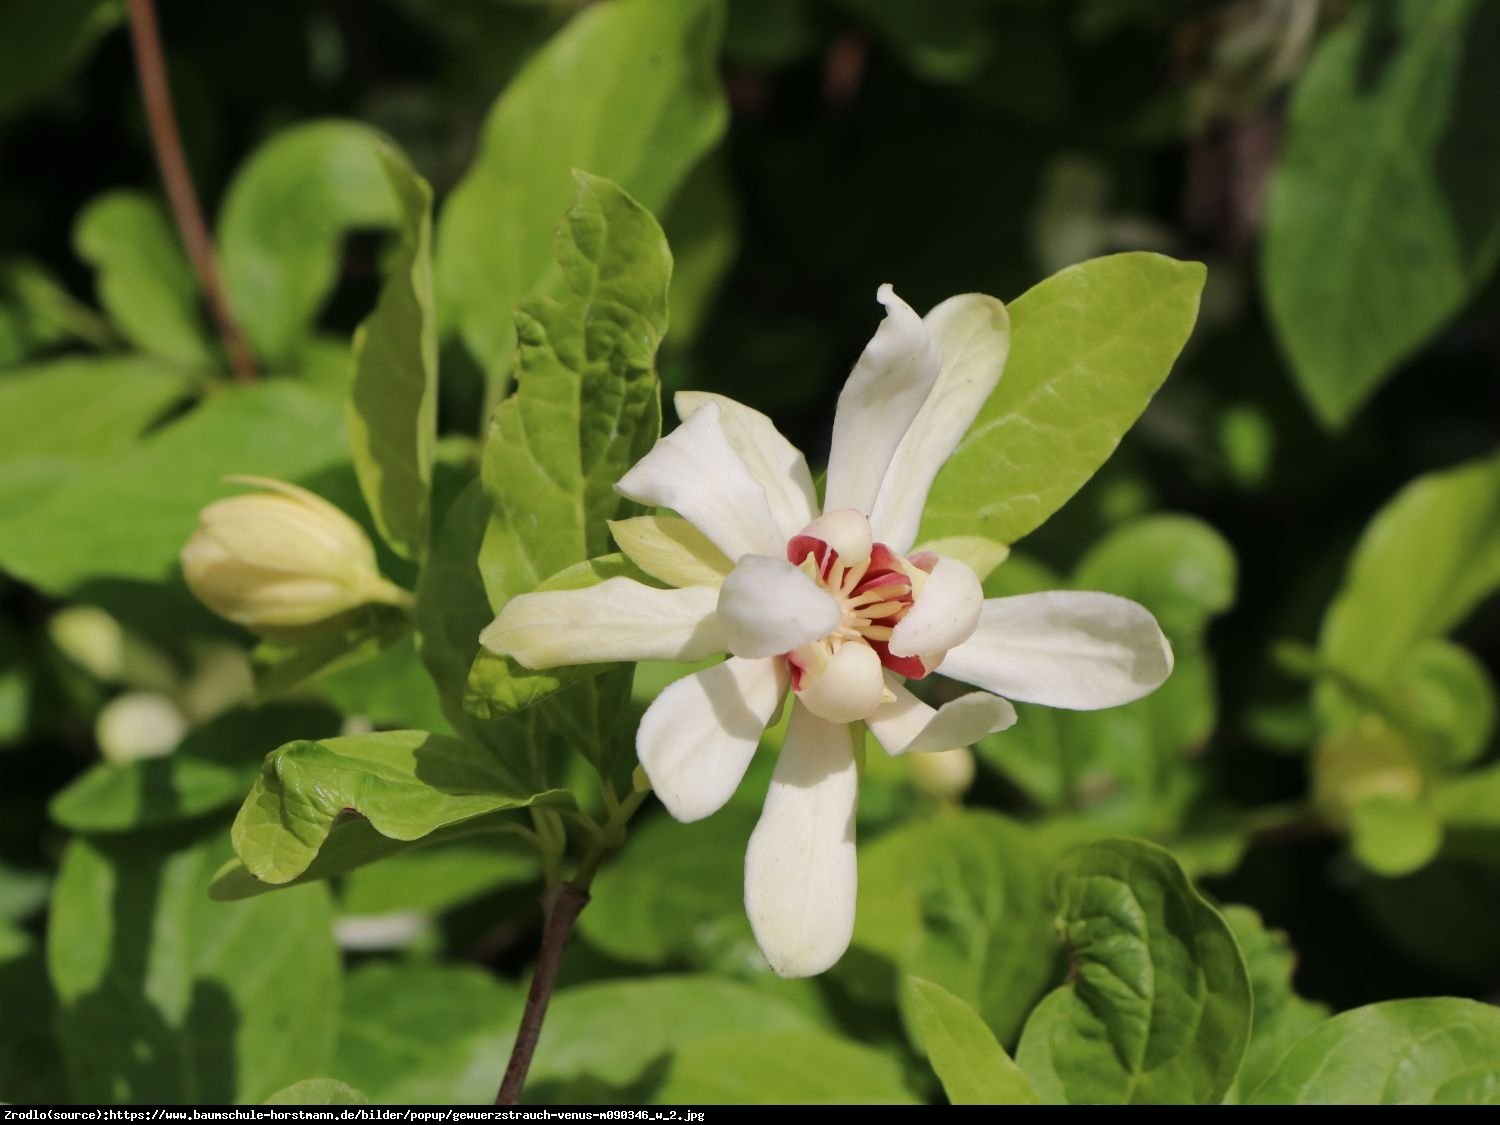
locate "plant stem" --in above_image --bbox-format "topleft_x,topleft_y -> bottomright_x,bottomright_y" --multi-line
125,0 -> 257,381
494,882 -> 589,1106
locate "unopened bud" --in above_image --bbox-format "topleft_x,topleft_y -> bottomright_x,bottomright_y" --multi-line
96,691 -> 188,764
910,745 -> 976,801
181,476 -> 408,631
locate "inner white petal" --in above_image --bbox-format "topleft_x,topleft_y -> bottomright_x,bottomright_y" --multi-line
717,555 -> 841,659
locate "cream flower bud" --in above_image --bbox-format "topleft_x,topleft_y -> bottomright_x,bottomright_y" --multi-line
181,476 -> 409,631
909,745 -> 976,802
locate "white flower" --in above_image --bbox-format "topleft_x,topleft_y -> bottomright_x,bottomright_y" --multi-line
480,285 -> 1173,977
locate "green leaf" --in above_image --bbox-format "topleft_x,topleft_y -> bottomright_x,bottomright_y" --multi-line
906,977 -> 1039,1105
0,944 -> 69,1103
250,603 -> 411,698
317,634 -> 450,734
0,355 -> 186,520
47,827 -> 340,1103
0,381 -> 347,594
1221,906 -> 1329,1101
1318,451 -> 1500,727
847,811 -> 1054,1046
1015,838 -> 1252,1105
262,1079 -> 368,1105
0,0 -> 119,119
663,155 -> 739,349
1350,794 -> 1443,877
74,191 -> 215,369
1262,0 -> 1500,426
651,1030 -> 919,1105
1389,641 -> 1497,770
1247,998 -> 1500,1104
229,729 -> 567,887
921,253 -> 1205,546
218,121 -> 401,366
49,703 -> 339,833
347,143 -> 438,561
332,962 -> 520,1105
338,837 -> 537,916
436,0 -> 726,381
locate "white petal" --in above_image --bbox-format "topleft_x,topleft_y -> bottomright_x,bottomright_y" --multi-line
717,555 -> 841,659
796,640 -> 885,724
676,391 -> 818,539
889,555 -> 983,659
616,401 -> 784,561
478,578 -> 726,668
865,676 -> 1016,757
794,509 -> 872,567
637,657 -> 788,823
869,294 -> 1010,551
939,591 -> 1174,710
744,702 -> 858,978
608,515 -> 733,588
823,285 -> 942,517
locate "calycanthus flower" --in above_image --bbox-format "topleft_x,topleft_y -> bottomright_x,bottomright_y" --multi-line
481,285 -> 1174,977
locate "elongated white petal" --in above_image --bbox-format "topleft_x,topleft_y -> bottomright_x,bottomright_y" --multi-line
869,294 -> 1010,551
865,677 -> 1016,757
823,285 -> 942,517
616,401 -> 784,561
796,640 -> 885,724
889,555 -> 983,659
638,657 -> 788,823
744,702 -> 858,978
676,391 -> 818,539
608,515 -> 733,588
794,509 -> 871,567
479,578 -> 726,668
717,555 -> 841,659
939,591 -> 1174,710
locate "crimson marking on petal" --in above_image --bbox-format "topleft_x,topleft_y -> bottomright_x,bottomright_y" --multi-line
907,551 -> 938,573
870,639 -> 930,679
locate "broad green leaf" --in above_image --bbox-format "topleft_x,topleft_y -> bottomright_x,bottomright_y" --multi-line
332,963 -> 520,1105
1318,452 -> 1500,728
250,603 -> 411,698
527,975 -> 827,1101
1221,906 -> 1328,1102
651,1030 -> 919,1105
263,1079 -> 368,1105
0,355 -> 185,521
1350,794 -> 1443,877
906,977 -> 1039,1105
579,804 -> 758,967
47,828 -> 340,1103
317,634 -> 450,734
229,729 -> 568,886
1248,998 -> 1500,1104
338,837 -> 537,916
49,703 -> 339,833
0,944 -> 68,1103
347,143 -> 438,561
663,155 -> 739,349
0,0 -> 119,119
1389,641 -> 1497,770
74,191 -> 215,369
436,0 -> 726,380
0,382 -> 346,594
218,120 -> 401,366
921,253 -> 1205,546
470,176 -> 669,747
1015,838 -> 1252,1104
848,811 -> 1054,1046
1262,0 -> 1500,426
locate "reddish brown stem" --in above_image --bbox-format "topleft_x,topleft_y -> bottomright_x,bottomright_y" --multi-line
495,884 -> 590,1106
126,0 -> 257,381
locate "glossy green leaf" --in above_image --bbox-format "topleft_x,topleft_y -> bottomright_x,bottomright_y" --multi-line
1015,838 -> 1251,1104
1248,998 -> 1500,1104
347,143 -> 437,561
74,191 -> 215,369
906,977 -> 1039,1105
228,729 -> 567,887
50,703 -> 339,833
1317,451 -> 1500,728
0,0 -> 119,119
47,828 -> 340,1103
262,1079 -> 369,1105
848,811 -> 1054,1046
436,0 -> 726,381
0,382 -> 346,594
1221,906 -> 1328,1101
921,253 -> 1204,546
1263,0 -> 1500,426
218,121 -> 401,365
332,963 -> 520,1105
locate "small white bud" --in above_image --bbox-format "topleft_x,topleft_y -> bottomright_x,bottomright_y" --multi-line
180,476 -> 408,631
909,745 -> 976,802
96,691 -> 189,765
